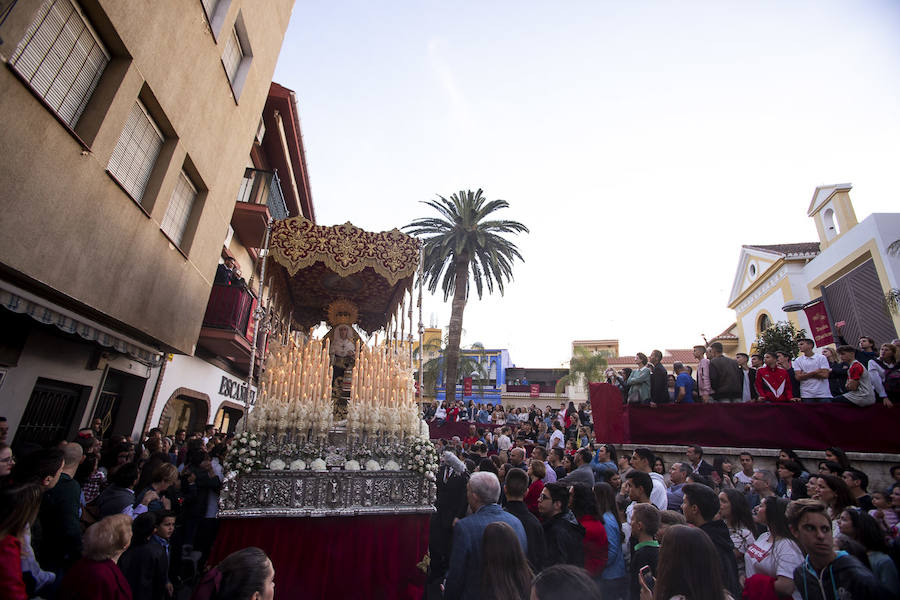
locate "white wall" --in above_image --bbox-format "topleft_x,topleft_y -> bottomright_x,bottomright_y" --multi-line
804,213 -> 900,289
149,355 -> 258,427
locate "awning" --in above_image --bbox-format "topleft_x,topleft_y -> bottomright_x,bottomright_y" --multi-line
0,280 -> 164,367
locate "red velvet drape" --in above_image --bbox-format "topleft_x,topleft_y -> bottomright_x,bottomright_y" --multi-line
590,382 -> 900,452
428,421 -> 507,439
209,514 -> 430,600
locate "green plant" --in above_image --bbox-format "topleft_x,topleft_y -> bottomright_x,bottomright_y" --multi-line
404,189 -> 528,402
415,336 -> 489,398
884,288 -> 900,316
555,347 -> 609,396
753,320 -> 808,359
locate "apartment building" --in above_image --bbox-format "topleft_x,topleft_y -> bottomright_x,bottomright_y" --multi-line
147,82 -> 315,436
0,0 -> 296,445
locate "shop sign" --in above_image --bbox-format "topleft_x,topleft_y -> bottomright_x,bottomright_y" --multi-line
219,375 -> 257,406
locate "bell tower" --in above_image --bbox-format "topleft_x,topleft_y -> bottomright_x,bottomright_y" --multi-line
807,183 -> 858,250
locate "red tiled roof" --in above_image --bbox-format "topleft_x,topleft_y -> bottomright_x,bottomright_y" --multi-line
710,323 -> 738,341
743,242 -> 820,257
606,349 -> 696,367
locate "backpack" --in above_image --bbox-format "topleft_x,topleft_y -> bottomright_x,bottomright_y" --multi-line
883,363 -> 900,397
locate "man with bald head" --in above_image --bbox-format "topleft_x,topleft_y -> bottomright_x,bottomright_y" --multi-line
509,447 -> 527,470
442,472 -> 527,600
40,441 -> 84,569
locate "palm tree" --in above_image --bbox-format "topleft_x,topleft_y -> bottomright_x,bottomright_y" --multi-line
415,338 -> 489,399
404,189 -> 528,402
555,347 -> 609,396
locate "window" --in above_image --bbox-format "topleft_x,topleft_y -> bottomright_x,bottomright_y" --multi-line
757,313 -> 771,334
201,0 -> 218,17
222,26 -> 243,84
107,101 -> 164,202
160,171 -> 198,247
200,0 -> 230,38
10,0 -> 110,129
220,12 -> 252,99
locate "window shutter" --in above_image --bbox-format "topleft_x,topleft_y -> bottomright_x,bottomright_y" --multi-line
11,0 -> 110,128
107,101 -> 164,203
222,26 -> 243,83
202,0 -> 218,18
160,171 -> 198,247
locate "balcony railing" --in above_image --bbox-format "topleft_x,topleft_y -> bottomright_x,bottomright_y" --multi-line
203,284 -> 254,339
236,168 -> 288,221
506,384 -> 558,394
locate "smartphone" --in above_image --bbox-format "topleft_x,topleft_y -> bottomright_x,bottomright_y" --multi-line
639,565 -> 655,591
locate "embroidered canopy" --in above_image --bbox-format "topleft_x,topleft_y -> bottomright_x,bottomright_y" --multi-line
269,216 -> 420,333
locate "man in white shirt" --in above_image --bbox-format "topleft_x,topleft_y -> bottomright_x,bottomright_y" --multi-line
629,447 -> 668,511
547,421 -> 565,451
496,427 -> 512,454
733,452 -> 756,492
792,338 -> 832,403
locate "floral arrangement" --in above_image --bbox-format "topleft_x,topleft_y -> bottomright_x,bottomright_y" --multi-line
406,436 -> 438,480
224,431 -> 264,475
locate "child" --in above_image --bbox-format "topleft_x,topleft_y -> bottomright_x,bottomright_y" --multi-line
564,440 -> 577,456
629,503 -> 660,600
869,488 -> 898,538
154,511 -> 176,595
118,512 -> 171,600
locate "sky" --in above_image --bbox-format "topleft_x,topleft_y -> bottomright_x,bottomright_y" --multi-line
272,1 -> 900,368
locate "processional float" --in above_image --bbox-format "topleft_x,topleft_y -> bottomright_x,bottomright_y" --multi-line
219,215 -> 437,517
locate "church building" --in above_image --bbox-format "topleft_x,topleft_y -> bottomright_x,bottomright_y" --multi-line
728,183 -> 900,354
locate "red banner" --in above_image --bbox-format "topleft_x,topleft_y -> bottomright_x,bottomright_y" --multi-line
463,377 -> 472,397
803,301 -> 834,347
530,383 -> 540,397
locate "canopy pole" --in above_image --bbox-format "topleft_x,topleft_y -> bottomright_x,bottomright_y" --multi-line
244,217 -> 273,432
417,243 -> 424,420
407,285 -> 414,370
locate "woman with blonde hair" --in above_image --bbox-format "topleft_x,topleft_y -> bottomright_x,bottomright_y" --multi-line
59,514 -> 133,600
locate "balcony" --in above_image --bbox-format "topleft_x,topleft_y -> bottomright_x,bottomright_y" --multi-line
198,284 -> 265,368
231,168 -> 288,247
506,384 -> 558,394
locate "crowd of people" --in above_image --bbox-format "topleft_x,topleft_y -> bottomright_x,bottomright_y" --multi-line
429,424 -> 900,600
602,338 -> 899,406
0,422 -> 274,600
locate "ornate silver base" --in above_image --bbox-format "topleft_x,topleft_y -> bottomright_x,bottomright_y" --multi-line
220,469 -> 436,518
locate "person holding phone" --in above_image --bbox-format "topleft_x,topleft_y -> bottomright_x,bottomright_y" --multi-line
629,504 -> 660,600
639,525 -> 730,600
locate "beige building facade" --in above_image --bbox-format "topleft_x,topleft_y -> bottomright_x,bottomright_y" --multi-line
0,0 -> 296,445
728,184 -> 900,354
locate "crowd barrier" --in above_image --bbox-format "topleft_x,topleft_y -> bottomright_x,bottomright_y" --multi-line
590,383 -> 900,453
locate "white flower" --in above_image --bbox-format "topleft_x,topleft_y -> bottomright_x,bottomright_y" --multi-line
250,440 -> 259,448
345,460 -> 360,471
384,460 -> 400,471
249,450 -> 256,457
268,458 -> 286,470
311,458 -> 327,471
365,460 -> 381,471
290,459 -> 306,471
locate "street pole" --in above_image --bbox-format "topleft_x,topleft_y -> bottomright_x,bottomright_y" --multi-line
244,217 -> 273,431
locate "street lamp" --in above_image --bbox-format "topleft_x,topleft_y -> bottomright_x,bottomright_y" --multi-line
782,298 -> 822,312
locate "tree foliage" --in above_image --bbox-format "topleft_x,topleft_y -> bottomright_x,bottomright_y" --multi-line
753,320 -> 808,359
555,347 -> 609,396
404,189 -> 528,402
415,335 -> 489,399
